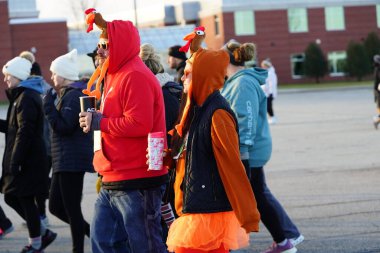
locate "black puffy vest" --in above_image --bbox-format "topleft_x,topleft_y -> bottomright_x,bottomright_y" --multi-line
182,91 -> 238,213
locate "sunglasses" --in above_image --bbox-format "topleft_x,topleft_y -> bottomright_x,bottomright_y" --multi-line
97,42 -> 109,50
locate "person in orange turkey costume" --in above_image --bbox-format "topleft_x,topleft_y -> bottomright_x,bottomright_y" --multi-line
165,30 -> 260,253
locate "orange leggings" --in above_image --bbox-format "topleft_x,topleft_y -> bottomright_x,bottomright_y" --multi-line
175,244 -> 228,253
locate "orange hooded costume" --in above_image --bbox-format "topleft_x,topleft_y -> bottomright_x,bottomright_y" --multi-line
166,49 -> 260,252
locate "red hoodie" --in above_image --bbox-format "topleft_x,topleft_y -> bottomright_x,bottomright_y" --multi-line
93,20 -> 167,182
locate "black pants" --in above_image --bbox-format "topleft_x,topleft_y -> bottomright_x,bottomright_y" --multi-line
35,155 -> 52,217
250,167 -> 300,243
267,94 -> 274,117
49,172 -> 89,253
4,194 -> 40,238
0,204 -> 12,230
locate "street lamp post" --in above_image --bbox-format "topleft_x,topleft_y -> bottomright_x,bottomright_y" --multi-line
133,0 -> 138,28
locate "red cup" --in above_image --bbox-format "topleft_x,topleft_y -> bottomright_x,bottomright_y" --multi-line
148,132 -> 165,171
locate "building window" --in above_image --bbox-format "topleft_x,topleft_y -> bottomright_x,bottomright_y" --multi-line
377,4 -> 380,28
291,54 -> 305,78
214,15 -> 220,35
328,51 -> 346,76
288,8 -> 308,33
234,11 -> 255,36
325,6 -> 345,31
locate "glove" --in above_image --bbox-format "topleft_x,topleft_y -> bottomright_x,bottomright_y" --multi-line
91,111 -> 103,131
242,159 -> 251,179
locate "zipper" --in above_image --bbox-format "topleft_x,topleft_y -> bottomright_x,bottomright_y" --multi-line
211,168 -> 217,201
101,87 -> 113,113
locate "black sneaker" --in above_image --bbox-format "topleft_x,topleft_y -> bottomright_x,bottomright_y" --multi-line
41,229 -> 57,250
20,245 -> 43,253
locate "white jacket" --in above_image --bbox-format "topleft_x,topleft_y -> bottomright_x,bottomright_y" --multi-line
262,66 -> 278,98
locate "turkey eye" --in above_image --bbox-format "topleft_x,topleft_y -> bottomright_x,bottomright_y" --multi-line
196,31 -> 205,35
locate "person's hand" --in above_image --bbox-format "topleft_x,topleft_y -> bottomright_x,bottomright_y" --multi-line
146,148 -> 167,165
79,112 -> 92,133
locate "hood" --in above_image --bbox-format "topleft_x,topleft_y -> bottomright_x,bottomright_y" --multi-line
164,81 -> 183,91
107,20 -> 140,74
156,72 -> 174,87
174,48 -> 229,137
228,67 -> 268,86
191,48 -> 229,106
19,76 -> 44,94
70,79 -> 88,90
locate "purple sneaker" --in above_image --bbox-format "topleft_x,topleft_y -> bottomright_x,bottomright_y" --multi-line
261,240 -> 297,253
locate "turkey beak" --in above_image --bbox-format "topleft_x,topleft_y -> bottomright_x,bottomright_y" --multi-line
183,32 -> 196,41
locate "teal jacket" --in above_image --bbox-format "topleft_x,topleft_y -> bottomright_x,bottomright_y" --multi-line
221,67 -> 272,167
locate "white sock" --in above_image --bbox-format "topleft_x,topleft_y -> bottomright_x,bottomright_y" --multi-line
29,236 -> 42,249
277,239 -> 288,246
40,221 -> 47,235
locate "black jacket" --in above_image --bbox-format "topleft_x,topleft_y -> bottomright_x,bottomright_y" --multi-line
183,91 -> 238,213
44,83 -> 94,174
0,87 -> 48,196
176,61 -> 186,86
162,81 -> 182,146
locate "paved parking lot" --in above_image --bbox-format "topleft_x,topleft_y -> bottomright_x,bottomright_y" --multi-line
1,86 -> 379,253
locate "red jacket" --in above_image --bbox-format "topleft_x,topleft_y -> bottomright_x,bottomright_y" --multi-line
93,20 -> 167,182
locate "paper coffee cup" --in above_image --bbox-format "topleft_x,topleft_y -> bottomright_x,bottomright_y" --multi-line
80,96 -> 96,112
148,132 -> 165,171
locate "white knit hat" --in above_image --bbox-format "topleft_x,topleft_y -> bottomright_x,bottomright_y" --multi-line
50,49 -> 79,81
2,56 -> 32,81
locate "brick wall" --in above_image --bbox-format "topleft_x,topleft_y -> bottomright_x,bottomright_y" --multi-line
201,5 -> 380,84
0,0 -> 13,100
10,21 -> 68,83
201,13 -> 225,50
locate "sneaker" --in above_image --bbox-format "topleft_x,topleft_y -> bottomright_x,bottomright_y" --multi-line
40,229 -> 57,250
269,116 -> 277,125
0,224 -> 14,239
373,116 -> 380,129
289,234 -> 304,246
261,240 -> 297,253
20,245 -> 43,253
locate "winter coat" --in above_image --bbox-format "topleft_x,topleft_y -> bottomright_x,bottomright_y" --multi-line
0,77 -> 48,196
262,66 -> 278,98
176,60 -> 186,86
221,68 -> 272,168
156,72 -> 183,146
44,81 -> 94,174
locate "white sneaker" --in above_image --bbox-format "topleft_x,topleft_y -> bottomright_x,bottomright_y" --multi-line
269,116 -> 277,125
373,116 -> 380,129
289,234 -> 304,246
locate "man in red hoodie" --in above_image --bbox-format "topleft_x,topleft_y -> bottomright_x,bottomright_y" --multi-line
79,12 -> 168,253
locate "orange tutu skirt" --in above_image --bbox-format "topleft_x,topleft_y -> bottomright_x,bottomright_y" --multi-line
166,211 -> 249,252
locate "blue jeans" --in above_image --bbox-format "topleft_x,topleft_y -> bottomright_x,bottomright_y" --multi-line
250,167 -> 301,243
91,185 -> 167,253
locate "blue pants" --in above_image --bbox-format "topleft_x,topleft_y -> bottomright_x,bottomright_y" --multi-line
91,185 -> 167,253
250,167 -> 300,243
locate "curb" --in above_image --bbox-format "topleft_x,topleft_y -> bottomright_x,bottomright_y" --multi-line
278,84 -> 372,94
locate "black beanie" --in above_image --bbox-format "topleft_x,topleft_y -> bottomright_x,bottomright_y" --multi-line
168,45 -> 187,60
